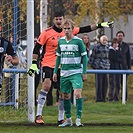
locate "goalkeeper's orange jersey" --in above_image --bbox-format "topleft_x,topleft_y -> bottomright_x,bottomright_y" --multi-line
37,26 -> 80,68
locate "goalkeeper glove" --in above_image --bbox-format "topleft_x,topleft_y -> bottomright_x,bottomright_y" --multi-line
97,21 -> 114,28
27,59 -> 38,77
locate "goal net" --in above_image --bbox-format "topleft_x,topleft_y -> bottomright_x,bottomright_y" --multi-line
0,0 -> 30,123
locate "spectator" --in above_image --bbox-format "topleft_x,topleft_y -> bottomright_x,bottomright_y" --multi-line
116,31 -> 131,100
4,57 -> 13,103
108,38 -> 125,102
0,27 -> 19,103
82,34 -> 90,58
4,33 -> 27,102
89,35 -> 110,102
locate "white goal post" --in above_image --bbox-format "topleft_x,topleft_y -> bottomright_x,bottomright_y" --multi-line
0,0 -> 35,123
0,0 -> 49,123
27,0 -> 35,123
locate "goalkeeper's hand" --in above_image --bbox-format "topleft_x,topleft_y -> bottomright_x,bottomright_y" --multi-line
27,59 -> 38,77
97,21 -> 114,28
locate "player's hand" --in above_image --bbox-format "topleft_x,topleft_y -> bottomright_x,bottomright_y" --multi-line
82,74 -> 87,82
4,54 -> 13,63
53,73 -> 57,82
101,21 -> 114,28
27,60 -> 38,77
97,21 -> 114,28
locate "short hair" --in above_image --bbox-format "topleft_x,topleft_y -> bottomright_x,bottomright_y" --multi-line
111,38 -> 119,46
62,19 -> 75,29
54,11 -> 64,17
100,35 -> 108,42
116,30 -> 125,37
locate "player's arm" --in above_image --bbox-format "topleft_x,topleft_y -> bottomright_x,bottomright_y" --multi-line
53,56 -> 60,82
82,54 -> 88,74
54,55 -> 61,74
27,42 -> 42,76
11,56 -> 19,65
82,54 -> 88,82
5,54 -> 19,66
32,42 -> 42,60
79,40 -> 88,80
5,41 -> 19,65
78,21 -> 114,33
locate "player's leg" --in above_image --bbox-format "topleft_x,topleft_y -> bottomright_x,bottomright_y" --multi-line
58,76 -> 73,127
71,74 -> 84,127
54,69 -> 65,125
74,89 -> 83,126
57,94 -> 65,125
53,81 -> 65,125
35,66 -> 53,124
46,83 -> 53,106
56,88 -> 59,105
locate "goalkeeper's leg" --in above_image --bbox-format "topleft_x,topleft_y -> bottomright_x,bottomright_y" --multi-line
35,66 -> 57,124
35,89 -> 48,124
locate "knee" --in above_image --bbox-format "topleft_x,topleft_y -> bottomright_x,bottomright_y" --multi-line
74,89 -> 82,99
74,93 -> 82,99
62,93 -> 71,100
42,80 -> 51,92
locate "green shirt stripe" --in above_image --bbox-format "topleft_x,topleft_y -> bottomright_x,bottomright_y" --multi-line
56,36 -> 87,77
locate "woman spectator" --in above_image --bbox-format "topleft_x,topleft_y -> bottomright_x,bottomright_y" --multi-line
82,34 -> 90,57
108,38 -> 125,102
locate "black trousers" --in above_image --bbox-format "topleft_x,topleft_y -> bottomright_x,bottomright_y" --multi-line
95,73 -> 108,102
108,74 -> 121,101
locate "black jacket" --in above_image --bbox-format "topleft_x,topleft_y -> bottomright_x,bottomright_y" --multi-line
109,46 -> 125,70
0,37 -> 16,69
119,42 -> 131,70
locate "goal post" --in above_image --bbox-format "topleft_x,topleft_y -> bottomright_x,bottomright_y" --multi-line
27,0 -> 35,123
0,0 -> 35,123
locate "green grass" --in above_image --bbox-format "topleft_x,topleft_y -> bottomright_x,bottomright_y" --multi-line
0,93 -> 132,133
0,125 -> 133,133
0,68 -> 133,132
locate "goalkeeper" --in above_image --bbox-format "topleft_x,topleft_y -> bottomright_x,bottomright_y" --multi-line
27,10 -> 114,125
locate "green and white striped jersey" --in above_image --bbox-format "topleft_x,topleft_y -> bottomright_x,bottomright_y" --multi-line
56,36 -> 87,77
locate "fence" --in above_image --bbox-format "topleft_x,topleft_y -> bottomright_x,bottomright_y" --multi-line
87,69 -> 133,105
0,68 -> 132,123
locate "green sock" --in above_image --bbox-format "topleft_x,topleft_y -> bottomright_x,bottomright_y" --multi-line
76,98 -> 83,119
64,99 -> 71,118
